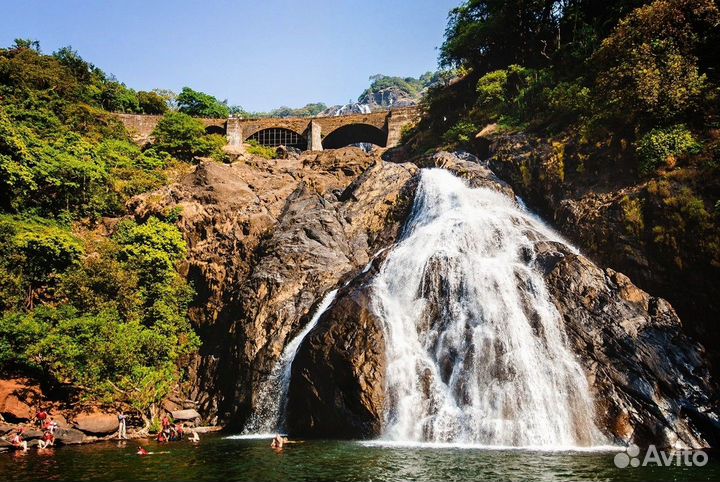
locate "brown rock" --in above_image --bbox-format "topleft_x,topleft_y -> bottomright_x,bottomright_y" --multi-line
54,427 -> 88,445
542,247 -> 720,448
0,379 -> 41,422
171,409 -> 201,421
127,148 -> 416,426
73,410 -> 118,435
287,266 -> 386,439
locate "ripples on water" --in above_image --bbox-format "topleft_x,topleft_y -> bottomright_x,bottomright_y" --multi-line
1,434 -> 717,482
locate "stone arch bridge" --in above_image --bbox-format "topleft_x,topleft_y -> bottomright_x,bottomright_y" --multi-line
116,107 -> 420,151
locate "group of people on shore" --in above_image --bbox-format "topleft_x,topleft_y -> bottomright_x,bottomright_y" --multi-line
4,408 -> 201,455
5,408 -> 58,452
154,414 -> 200,444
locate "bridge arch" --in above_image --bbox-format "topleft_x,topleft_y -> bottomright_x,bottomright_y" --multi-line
246,127 -> 307,150
322,123 -> 387,149
205,125 -> 226,136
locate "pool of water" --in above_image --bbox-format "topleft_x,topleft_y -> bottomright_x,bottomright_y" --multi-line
1,434 -> 718,481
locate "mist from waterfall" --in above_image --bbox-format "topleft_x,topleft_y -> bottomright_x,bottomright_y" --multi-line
242,289 -> 338,435
371,168 -> 605,447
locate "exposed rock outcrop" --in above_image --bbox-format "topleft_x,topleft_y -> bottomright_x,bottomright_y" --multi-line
536,243 -> 720,448
73,410 -> 119,435
286,264 -> 386,438
129,148 -> 417,427
486,133 -> 720,374
130,147 -> 718,448
283,151 -> 719,447
0,379 -> 40,422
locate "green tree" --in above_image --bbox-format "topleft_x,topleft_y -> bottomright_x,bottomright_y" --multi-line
137,90 -> 168,115
176,87 -> 230,118
151,112 -> 226,161
594,0 -> 719,125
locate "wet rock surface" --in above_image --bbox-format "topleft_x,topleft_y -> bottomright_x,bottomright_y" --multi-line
286,261 -> 387,439
129,148 -> 417,427
535,244 -> 720,448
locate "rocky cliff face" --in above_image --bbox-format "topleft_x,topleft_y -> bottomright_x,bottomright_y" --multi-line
130,148 -> 719,448
129,148 -> 417,426
485,133 -> 720,375
284,152 -> 719,447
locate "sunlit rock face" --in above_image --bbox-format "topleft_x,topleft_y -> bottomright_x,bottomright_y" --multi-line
129,147 -> 418,427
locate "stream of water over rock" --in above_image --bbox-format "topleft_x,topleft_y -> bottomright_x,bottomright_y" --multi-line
245,168 -> 605,448
242,289 -> 339,435
370,168 -> 605,447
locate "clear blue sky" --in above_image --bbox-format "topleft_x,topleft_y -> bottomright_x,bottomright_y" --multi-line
0,0 -> 460,111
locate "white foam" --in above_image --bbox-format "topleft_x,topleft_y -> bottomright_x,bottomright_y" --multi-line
371,168 -> 606,448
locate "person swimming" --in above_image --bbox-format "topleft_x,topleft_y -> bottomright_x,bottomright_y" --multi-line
188,429 -> 200,442
270,434 -> 286,449
137,447 -> 149,455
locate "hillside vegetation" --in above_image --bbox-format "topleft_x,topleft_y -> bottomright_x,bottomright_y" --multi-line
0,41 -> 226,421
407,0 -> 720,364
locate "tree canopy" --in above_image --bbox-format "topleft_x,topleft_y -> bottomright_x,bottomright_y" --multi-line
176,86 -> 230,118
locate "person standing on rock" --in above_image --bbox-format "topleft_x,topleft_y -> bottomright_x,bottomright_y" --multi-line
35,408 -> 48,428
117,412 -> 127,440
161,414 -> 171,432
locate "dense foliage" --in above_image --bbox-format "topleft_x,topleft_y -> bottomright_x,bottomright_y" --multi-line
176,86 -> 230,118
151,112 -> 227,162
0,41 -> 206,419
422,0 -> 719,177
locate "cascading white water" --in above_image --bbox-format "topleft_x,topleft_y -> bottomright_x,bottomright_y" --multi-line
371,168 -> 605,447
243,289 -> 338,434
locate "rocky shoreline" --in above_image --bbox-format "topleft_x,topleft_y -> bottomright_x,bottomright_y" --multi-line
0,377 -> 220,452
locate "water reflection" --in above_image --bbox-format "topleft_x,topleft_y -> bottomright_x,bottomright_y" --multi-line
0,435 -> 717,482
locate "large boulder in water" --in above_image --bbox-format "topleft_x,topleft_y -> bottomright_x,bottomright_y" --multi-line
286,265 -> 386,439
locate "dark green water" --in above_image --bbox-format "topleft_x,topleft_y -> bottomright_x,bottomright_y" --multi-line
1,434 -> 717,481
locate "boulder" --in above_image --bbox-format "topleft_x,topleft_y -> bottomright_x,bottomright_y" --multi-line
0,379 -> 41,422
21,428 -> 43,439
287,265 -> 387,439
0,422 -> 14,435
171,409 -> 201,421
54,427 -> 87,445
73,410 -> 118,435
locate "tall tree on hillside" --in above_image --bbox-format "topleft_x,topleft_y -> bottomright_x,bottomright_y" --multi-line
440,0 -> 568,71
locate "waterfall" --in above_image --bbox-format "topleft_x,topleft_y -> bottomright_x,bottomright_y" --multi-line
243,289 -> 338,434
371,168 -> 605,447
